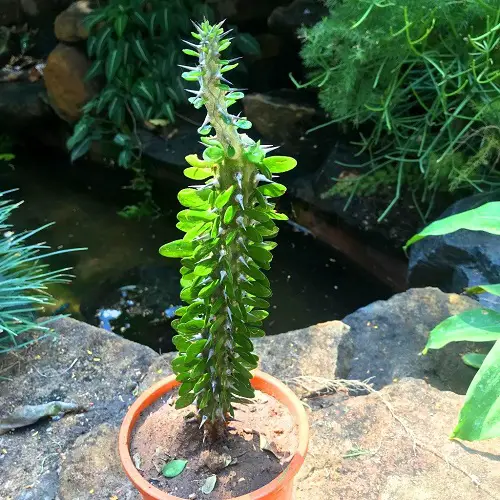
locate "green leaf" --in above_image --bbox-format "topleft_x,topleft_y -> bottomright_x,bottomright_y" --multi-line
405,202 -> 500,250
245,208 -> 269,223
95,26 -> 112,58
105,48 -> 122,82
462,352 -> 487,369
162,459 -> 188,477
215,186 -> 235,209
466,284 -> 500,297
178,209 -> 217,223
134,79 -> 156,103
185,339 -> 207,362
159,239 -> 196,258
423,308 -> 500,354
235,33 -> 261,56
178,189 -> 209,209
67,120 -> 90,149
160,7 -> 169,31
185,154 -> 214,170
241,280 -> 272,298
161,101 -> 175,123
199,279 -> 220,299
85,59 -> 104,81
258,183 -> 287,198
114,14 -> 128,38
83,11 -> 106,33
70,137 -> 92,162
224,206 -> 237,224
203,146 -> 224,162
263,156 -> 297,173
451,341 -> 500,440
201,475 -> 217,494
131,37 -> 149,63
184,168 -> 212,182
129,96 -> 147,122
248,245 -> 273,265
173,335 -> 189,352
132,11 -> 148,30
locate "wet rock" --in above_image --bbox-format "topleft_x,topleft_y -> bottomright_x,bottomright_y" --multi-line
268,0 -> 328,35
58,423 -> 139,500
297,378 -> 500,500
54,0 -> 90,42
0,80 -> 53,131
0,0 -> 24,26
0,317 -> 156,499
44,43 -> 99,121
408,191 -> 500,311
243,91 -> 317,145
340,287 -> 489,393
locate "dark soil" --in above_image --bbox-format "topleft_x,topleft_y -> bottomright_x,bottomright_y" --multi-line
130,390 -> 298,499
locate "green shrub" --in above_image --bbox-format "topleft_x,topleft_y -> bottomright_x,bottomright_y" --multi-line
0,191 -> 83,354
159,20 -> 297,439
68,0 -> 260,218
298,0 -> 500,220
405,201 -> 500,440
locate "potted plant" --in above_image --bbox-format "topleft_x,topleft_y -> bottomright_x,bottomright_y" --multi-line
119,20 -> 309,499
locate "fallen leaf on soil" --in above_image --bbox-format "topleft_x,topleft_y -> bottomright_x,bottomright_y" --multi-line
132,453 -> 142,470
259,433 -> 287,462
201,475 -> 217,494
162,459 -> 188,478
0,401 -> 84,435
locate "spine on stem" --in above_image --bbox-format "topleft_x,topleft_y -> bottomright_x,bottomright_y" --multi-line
160,19 -> 297,439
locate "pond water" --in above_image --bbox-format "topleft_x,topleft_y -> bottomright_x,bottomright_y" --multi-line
1,150 -> 391,352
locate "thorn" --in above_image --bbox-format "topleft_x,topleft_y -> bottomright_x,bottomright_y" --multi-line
235,172 -> 243,189
235,193 -> 245,210
255,174 -> 273,183
236,216 -> 246,231
237,235 -> 247,250
238,256 -> 250,268
182,39 -> 200,49
178,64 -> 199,71
220,76 -> 233,85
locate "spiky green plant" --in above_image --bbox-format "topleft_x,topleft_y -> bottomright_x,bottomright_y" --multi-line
159,20 -> 297,439
0,190 -> 83,354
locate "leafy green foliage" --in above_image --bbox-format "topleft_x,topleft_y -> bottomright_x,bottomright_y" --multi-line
404,201 -> 500,249
0,191 -> 83,354
67,0 -> 259,219
406,202 -> 499,440
159,21 -> 296,437
299,0 -> 500,221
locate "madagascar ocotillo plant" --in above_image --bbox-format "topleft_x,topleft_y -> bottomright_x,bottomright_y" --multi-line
159,20 -> 297,438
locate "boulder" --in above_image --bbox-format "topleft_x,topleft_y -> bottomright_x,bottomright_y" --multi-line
1,291 -> 498,499
268,0 -> 328,35
0,317 -> 156,499
340,287 -> 488,393
54,0 -> 90,42
43,43 -> 98,121
0,81 -> 53,130
296,378 -> 500,499
408,191 -> 500,310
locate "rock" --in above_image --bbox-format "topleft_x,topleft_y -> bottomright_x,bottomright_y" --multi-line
0,81 -> 54,130
296,378 -> 500,499
340,287 -> 489,394
408,191 -> 500,310
58,423 -> 139,500
254,321 -> 351,394
290,138 -> 425,249
243,91 -> 317,145
43,43 -> 99,121
0,317 -> 157,499
0,0 -> 24,26
54,0 -> 91,42
268,0 -> 328,35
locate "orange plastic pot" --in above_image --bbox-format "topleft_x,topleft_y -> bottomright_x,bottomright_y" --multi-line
119,369 -> 309,500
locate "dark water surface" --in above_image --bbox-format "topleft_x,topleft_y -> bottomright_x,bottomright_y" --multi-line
1,151 -> 391,352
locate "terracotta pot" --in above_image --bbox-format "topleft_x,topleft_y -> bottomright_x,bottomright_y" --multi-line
119,369 -> 309,500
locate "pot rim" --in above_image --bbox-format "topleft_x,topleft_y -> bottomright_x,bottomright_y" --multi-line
118,369 -> 309,500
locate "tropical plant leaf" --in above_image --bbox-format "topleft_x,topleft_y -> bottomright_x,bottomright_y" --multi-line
423,308 -> 500,353
462,352 -> 487,369
466,284 -> 500,297
162,459 -> 188,478
405,202 -> 500,250
451,341 -> 500,440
